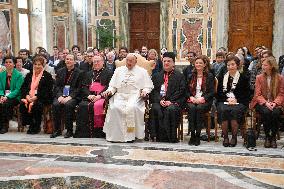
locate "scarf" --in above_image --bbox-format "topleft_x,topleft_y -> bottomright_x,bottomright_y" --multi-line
189,73 -> 207,98
22,70 -> 44,113
223,71 -> 240,94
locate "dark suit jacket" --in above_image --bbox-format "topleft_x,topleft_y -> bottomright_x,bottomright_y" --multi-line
217,72 -> 250,107
150,70 -> 186,106
79,62 -> 93,73
279,55 -> 284,74
21,71 -> 53,105
55,60 -> 66,73
80,69 -> 113,101
23,60 -> 33,71
54,67 -> 82,100
186,72 -> 215,104
182,64 -> 194,82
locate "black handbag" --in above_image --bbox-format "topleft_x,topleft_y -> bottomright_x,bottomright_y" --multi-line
246,110 -> 257,151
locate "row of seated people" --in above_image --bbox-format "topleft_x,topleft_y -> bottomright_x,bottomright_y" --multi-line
0,52 -> 283,149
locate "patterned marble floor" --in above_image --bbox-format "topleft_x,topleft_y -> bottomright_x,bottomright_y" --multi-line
0,122 -> 283,189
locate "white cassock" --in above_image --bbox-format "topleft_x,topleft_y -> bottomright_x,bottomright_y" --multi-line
103,65 -> 154,142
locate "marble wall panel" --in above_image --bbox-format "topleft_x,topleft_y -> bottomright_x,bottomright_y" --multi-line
0,9 -> 11,50
53,17 -> 68,49
181,18 -> 203,57
170,0 -> 217,60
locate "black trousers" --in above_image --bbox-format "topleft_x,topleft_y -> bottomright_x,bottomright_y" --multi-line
150,103 -> 181,142
20,101 -> 44,131
0,98 -> 19,129
187,102 -> 211,133
255,104 -> 283,138
52,98 -> 78,133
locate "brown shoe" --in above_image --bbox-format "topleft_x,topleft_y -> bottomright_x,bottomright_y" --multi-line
271,137 -> 277,148
264,137 -> 271,148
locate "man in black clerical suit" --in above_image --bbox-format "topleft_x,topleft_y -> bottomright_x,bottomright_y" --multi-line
150,52 -> 186,143
50,54 -> 82,138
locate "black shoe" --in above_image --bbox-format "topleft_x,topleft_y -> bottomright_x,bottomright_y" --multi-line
31,128 -> 41,135
64,131 -> 73,138
223,138 -> 230,147
230,137 -> 237,147
188,133 -> 196,145
0,127 -> 8,134
50,131 -> 62,138
195,137 -> 201,146
27,129 -> 32,134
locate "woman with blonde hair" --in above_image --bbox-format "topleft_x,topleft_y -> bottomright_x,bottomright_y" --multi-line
148,49 -> 163,75
250,56 -> 284,148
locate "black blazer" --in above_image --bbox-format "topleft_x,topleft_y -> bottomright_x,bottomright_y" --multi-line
150,70 -> 186,106
23,60 -> 33,71
80,69 -> 113,101
79,62 -> 93,73
186,72 -> 215,105
182,64 -> 194,82
55,60 -> 66,73
217,72 -> 250,106
54,67 -> 82,100
21,71 -> 53,105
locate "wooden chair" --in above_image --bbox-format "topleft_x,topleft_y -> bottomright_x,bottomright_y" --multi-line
14,105 -> 24,132
43,105 -> 54,134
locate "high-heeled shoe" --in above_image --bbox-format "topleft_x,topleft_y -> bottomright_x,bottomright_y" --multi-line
230,137 -> 237,147
223,138 -> 229,147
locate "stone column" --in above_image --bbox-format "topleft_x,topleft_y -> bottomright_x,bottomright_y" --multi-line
119,1 -> 129,47
45,0 -> 53,52
160,0 -> 168,49
29,0 -> 44,53
216,0 -> 229,50
272,0 -> 284,60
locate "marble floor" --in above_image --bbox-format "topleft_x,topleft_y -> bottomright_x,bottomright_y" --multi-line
0,121 -> 283,189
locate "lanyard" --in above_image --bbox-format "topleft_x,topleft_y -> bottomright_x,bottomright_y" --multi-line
92,69 -> 103,83
163,71 -> 173,92
65,70 -> 74,85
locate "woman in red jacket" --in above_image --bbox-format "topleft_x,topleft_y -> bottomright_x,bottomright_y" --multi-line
250,56 -> 284,148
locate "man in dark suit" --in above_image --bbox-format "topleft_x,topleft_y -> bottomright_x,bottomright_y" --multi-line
19,49 -> 33,71
49,46 -> 59,67
150,52 -> 186,143
54,48 -> 69,73
79,51 -> 94,72
50,54 -> 82,138
182,51 -> 196,82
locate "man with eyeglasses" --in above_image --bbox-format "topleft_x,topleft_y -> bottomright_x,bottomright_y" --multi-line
79,51 -> 94,73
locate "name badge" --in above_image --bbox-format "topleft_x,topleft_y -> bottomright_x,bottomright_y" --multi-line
160,84 -> 166,97
35,90 -> 38,95
63,85 -> 70,97
5,90 -> 10,96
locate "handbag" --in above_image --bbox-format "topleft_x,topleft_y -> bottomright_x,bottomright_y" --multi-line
245,110 -> 257,151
